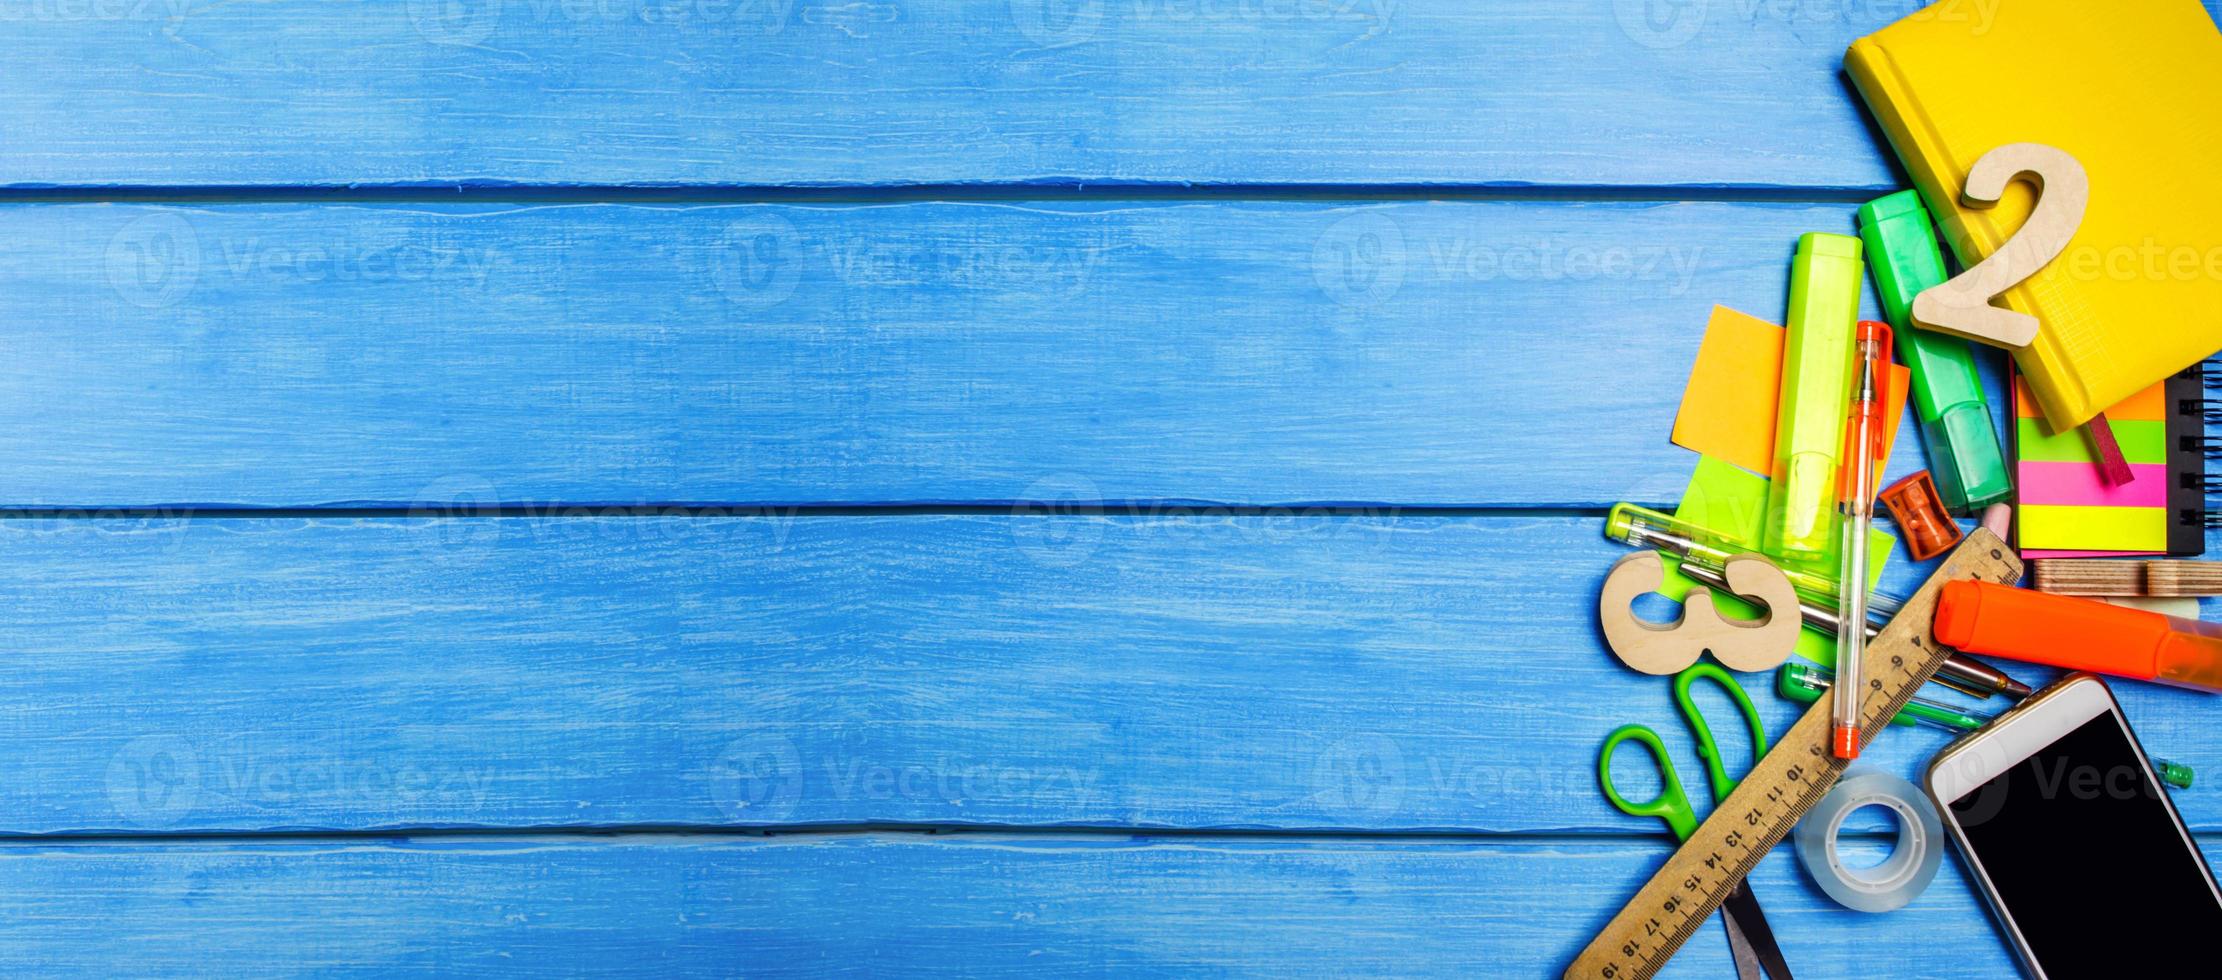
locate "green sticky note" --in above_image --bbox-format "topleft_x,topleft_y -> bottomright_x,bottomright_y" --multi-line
2015,417 -> 2166,465
1660,455 -> 1895,667
1676,456 -> 1772,544
1677,456 -> 1893,579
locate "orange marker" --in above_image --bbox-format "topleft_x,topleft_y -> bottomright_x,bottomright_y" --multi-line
1933,582 -> 2222,692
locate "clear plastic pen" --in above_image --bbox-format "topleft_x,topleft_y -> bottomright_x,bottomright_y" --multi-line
1834,321 -> 1893,760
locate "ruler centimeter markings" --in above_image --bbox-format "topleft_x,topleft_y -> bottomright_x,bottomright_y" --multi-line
1566,530 -> 2022,980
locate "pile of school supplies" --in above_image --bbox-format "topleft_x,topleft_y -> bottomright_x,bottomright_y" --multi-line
1846,0 -> 2222,431
1571,2 -> 2222,975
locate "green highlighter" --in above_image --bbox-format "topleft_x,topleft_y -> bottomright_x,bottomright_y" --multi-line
1765,233 -> 1864,561
1857,191 -> 2011,514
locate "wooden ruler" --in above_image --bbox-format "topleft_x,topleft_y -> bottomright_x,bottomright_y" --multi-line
1565,530 -> 2022,979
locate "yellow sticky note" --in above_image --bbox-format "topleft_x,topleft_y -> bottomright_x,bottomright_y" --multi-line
1672,306 -> 1911,478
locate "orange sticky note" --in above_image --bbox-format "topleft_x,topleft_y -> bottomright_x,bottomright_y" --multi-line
1672,305 -> 1909,479
2014,375 -> 2164,422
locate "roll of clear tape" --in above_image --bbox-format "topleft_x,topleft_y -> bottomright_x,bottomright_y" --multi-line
1793,770 -> 1943,913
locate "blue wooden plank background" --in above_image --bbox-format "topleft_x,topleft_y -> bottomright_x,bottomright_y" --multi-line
7,1 -> 2221,976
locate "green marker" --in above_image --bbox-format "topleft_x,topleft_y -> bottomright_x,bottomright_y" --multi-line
1765,233 -> 1864,561
1857,191 -> 2011,514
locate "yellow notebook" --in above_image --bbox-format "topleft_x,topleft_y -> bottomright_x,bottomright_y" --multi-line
1846,0 -> 2222,431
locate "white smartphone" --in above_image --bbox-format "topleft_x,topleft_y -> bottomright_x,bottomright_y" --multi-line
1927,673 -> 2222,977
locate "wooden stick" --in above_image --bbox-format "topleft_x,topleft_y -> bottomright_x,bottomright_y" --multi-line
2031,558 -> 2145,595
2143,561 -> 2222,597
2033,559 -> 2222,597
2082,412 -> 2136,486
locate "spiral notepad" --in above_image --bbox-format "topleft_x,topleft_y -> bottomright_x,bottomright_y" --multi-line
2013,363 -> 2207,558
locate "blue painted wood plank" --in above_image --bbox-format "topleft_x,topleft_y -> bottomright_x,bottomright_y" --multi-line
12,1 -> 2210,191
3,198 -> 1946,509
10,512 -> 2218,836
0,0 -> 1895,189
0,830 -> 2104,977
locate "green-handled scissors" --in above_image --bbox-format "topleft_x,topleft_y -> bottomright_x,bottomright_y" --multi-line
1598,663 -> 1793,980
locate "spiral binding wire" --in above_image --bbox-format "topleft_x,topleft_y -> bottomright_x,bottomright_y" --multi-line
2021,356 -> 2222,528
2180,356 -> 2221,526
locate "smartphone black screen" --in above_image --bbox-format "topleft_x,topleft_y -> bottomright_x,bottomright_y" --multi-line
1947,711 -> 2222,975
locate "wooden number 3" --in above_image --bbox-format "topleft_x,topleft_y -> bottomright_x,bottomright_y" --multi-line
1910,142 -> 2089,350
1597,552 -> 1800,675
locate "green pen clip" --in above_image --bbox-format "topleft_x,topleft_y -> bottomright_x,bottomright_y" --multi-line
1857,191 -> 2012,515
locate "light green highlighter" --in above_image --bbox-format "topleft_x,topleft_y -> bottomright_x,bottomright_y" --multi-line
1765,233 -> 1864,561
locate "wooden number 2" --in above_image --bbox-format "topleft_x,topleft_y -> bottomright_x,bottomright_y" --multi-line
1911,142 -> 2089,350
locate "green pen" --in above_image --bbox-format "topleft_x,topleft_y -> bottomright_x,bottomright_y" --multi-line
1857,191 -> 2011,515
1777,663 -> 1984,731
1766,233 -> 1863,561
1773,664 -> 2196,789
